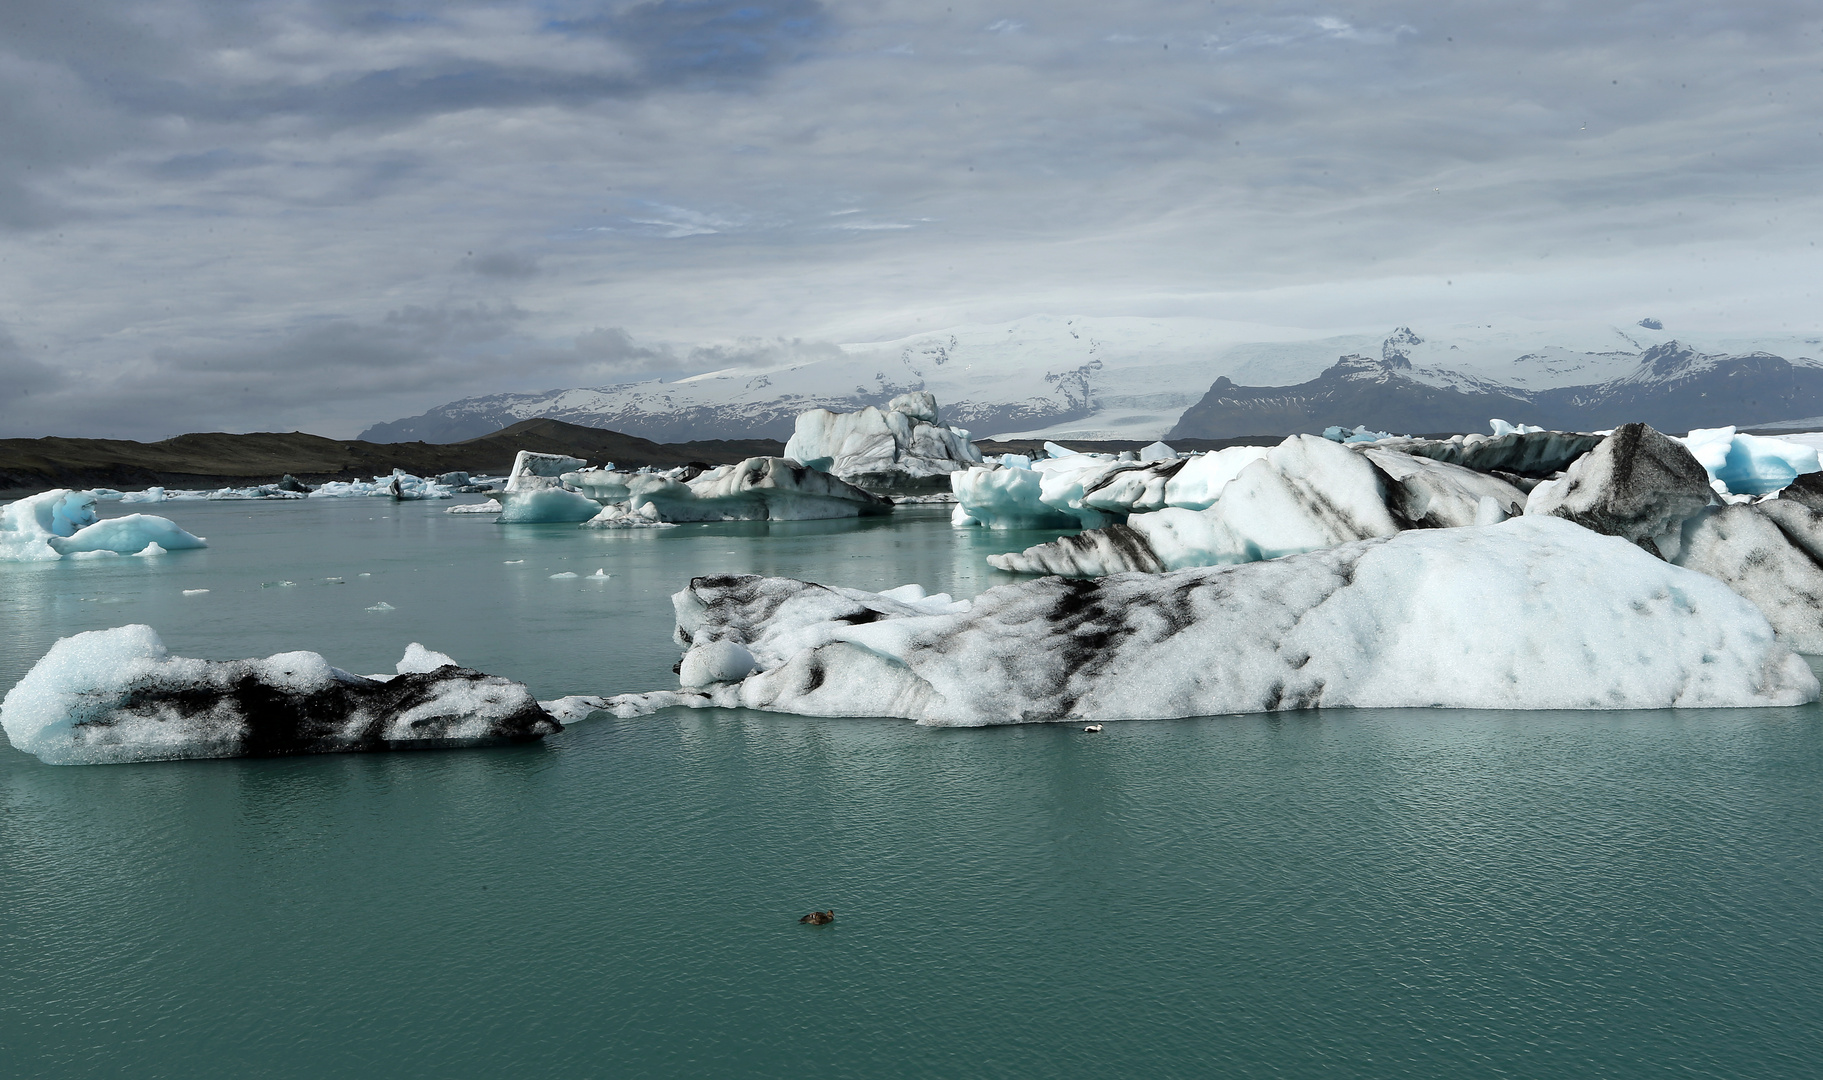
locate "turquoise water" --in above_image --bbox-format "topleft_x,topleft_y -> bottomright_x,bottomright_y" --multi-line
3,499 -> 1821,1077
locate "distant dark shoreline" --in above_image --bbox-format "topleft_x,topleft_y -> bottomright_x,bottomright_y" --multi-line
0,418 -> 786,498
0,416 -> 1306,498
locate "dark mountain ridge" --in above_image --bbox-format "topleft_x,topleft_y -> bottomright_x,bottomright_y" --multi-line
1169,341 -> 1823,440
0,418 -> 784,497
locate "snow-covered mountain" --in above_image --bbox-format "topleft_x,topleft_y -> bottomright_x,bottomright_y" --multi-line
359,316 -> 1823,443
1170,335 -> 1823,439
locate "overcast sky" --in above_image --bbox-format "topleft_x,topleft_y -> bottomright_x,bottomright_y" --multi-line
2,0 -> 1820,440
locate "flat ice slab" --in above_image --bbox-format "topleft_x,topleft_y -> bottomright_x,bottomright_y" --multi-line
642,516 -> 1815,724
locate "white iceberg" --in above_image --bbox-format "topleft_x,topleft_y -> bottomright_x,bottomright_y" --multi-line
1677,426 -> 1822,496
584,457 -> 892,524
989,435 -> 1524,576
951,443 -> 1281,529
445,498 -> 503,514
619,517 -> 1815,725
496,451 -> 601,523
1,490 -> 207,562
562,468 -> 635,504
1,626 -> 561,765
783,392 -> 983,494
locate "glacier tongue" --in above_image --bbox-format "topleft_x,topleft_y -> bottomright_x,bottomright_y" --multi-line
639,517 -> 1815,725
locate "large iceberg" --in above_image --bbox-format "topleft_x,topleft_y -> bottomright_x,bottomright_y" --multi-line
987,435 -> 1523,576
784,392 -> 983,494
614,517 -> 1814,724
1,626 -> 561,765
584,457 -> 892,525
1,490 -> 207,562
496,451 -> 601,523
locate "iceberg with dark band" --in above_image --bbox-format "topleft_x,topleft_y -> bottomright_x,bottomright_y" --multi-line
583,457 -> 892,525
599,516 -> 1815,725
1,627 -> 561,765
1,490 -> 206,562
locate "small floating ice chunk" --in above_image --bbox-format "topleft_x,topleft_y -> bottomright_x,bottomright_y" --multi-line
182,589 -> 210,596
550,571 -> 579,579
366,601 -> 395,612
587,569 -> 611,579
445,499 -> 502,515
395,642 -> 459,674
503,560 -> 524,565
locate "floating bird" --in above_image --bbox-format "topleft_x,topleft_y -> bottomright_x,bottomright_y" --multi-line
799,909 -> 835,925
1083,724 -> 1104,733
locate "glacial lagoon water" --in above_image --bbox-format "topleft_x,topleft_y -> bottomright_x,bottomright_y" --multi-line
3,497 -> 1822,1078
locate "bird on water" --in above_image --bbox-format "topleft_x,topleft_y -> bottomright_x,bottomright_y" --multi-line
800,909 -> 835,925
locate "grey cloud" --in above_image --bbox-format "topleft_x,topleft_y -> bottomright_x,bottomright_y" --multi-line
461,251 -> 542,279
0,326 -> 63,394
2,303 -> 792,440
2,1 -> 1821,439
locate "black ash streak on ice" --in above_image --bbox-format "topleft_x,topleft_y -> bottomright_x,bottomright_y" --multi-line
98,666 -> 560,759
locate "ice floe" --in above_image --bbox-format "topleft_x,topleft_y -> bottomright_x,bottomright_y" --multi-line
784,392 -> 983,494
601,517 -> 1813,724
1,490 -> 207,562
1,626 -> 561,765
445,498 -> 503,514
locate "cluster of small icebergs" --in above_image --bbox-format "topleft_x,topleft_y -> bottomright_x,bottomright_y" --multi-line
91,469 -> 493,504
15,406 -> 1823,764
475,394 -> 982,526
481,449 -> 897,527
